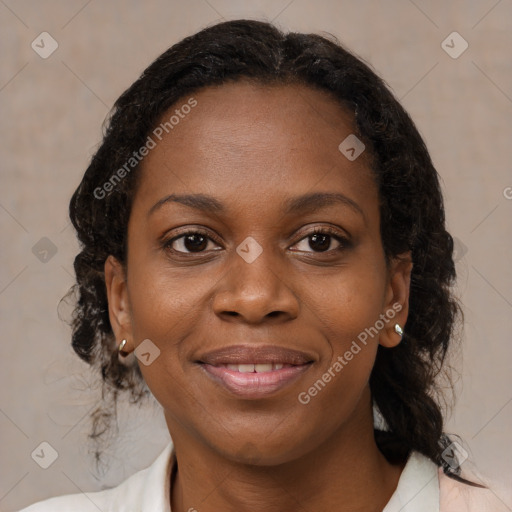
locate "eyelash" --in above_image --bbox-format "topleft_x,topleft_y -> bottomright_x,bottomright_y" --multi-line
162,226 -> 350,256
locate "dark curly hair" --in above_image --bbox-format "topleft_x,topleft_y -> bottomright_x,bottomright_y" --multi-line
66,18 -> 470,482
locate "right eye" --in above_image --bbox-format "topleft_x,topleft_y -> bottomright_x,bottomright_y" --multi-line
163,230 -> 222,254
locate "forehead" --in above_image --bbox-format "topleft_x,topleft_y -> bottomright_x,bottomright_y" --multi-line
134,81 -> 376,217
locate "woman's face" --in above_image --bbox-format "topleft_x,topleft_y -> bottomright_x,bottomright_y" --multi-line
106,81 -> 412,464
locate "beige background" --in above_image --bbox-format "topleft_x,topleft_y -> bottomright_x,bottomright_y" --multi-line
1,1 -> 511,510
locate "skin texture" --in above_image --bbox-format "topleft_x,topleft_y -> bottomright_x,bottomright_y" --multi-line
105,81 -> 413,512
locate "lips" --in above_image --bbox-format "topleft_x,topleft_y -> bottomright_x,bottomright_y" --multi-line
196,344 -> 315,399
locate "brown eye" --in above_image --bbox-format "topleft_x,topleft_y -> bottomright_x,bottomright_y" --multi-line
291,228 -> 347,253
165,231 -> 220,254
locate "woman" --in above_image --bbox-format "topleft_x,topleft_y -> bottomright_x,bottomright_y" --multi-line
20,18 -> 510,512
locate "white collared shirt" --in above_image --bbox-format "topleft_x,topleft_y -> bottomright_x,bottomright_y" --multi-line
19,440 -> 511,511
383,451 -> 440,511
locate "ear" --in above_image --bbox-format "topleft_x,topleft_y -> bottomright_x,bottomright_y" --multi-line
379,251 -> 413,348
104,255 -> 133,353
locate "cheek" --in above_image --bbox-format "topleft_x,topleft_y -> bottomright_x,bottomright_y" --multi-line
126,243 -> 211,340
298,342 -> 377,420
125,259 -> 218,397
296,279 -> 382,432
299,256 -> 386,395
126,269 -> 204,423
303,281 -> 382,393
307,258 -> 387,350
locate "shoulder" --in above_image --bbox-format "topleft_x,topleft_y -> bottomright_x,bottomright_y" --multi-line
17,465 -> 149,512
439,468 -> 512,512
18,441 -> 175,512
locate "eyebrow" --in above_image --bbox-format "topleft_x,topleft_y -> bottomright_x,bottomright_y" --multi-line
283,192 -> 364,219
148,193 -> 225,217
147,191 -> 364,219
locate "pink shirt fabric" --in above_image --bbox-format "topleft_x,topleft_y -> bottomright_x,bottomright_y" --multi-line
439,466 -> 512,511
18,440 -> 512,511
383,449 -> 512,511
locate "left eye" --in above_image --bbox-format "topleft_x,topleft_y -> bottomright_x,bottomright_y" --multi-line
292,229 -> 346,253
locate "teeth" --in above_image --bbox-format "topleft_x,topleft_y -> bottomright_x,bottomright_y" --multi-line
220,363 -> 290,372
255,363 -> 273,372
238,364 -> 255,373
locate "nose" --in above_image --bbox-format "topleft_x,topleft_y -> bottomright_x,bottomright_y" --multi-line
212,244 -> 299,325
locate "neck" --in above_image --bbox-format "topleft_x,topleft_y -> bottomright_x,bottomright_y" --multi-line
167,401 -> 404,512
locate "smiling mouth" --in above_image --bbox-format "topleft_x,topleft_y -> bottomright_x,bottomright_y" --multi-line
195,343 -> 316,398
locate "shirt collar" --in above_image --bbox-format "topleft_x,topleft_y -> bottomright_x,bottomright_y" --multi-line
383,451 -> 440,512
140,440 -> 175,512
